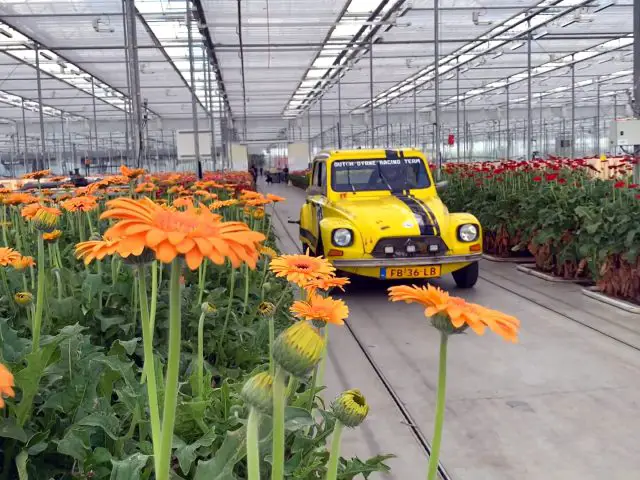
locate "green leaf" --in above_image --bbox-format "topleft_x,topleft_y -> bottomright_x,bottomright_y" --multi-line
284,406 -> 314,432
174,430 -> 217,475
110,453 -> 150,480
194,426 -> 246,480
76,412 -> 121,440
16,450 -> 28,480
0,318 -> 29,363
57,427 -> 91,462
95,311 -> 127,332
0,418 -> 28,442
109,338 -> 140,357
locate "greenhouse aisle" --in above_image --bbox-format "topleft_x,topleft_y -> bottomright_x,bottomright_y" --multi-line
264,180 -> 640,480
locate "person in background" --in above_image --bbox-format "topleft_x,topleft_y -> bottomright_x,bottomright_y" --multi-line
259,166 -> 263,177
249,165 -> 258,184
283,166 -> 289,183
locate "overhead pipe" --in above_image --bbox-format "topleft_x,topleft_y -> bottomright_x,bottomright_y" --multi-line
236,0 -> 248,141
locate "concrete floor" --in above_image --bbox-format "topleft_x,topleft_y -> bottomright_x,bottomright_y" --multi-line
263,179 -> 640,480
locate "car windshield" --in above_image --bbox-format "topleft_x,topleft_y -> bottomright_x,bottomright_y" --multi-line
331,158 -> 431,192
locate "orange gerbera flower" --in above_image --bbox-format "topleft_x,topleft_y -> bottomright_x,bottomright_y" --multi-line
245,197 -> 271,207
269,253 -> 335,286
3,193 -> 39,205
0,363 -> 15,409
173,196 -> 194,209
12,255 -> 35,270
0,247 -> 21,266
240,190 -> 262,199
388,284 -> 520,342
120,165 -> 146,179
101,197 -> 265,270
61,196 -> 98,212
194,190 -> 217,200
42,230 -> 62,242
21,202 -> 43,219
209,199 -> 238,210
167,185 -> 185,195
267,193 -> 286,203
75,236 -> 121,264
22,169 -> 51,180
135,182 -> 157,193
290,294 -> 349,325
304,276 -> 350,296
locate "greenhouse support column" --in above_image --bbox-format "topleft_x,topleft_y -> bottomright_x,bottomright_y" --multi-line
456,63 -> 460,161
124,0 -> 144,167
634,0 -> 640,182
527,26 -> 532,161
385,102 -> 389,145
506,85 -> 510,160
539,94 -> 543,153
307,110 -> 311,159
320,99 -> 324,149
369,35 -> 375,148
571,60 -> 576,160
21,99 -> 27,171
413,87 -> 418,147
122,0 -> 132,162
91,78 -> 99,158
434,0 -> 441,167
61,115 -> 66,173
34,44 -> 46,171
596,79 -> 601,156
205,54 -> 217,170
186,0 -> 202,178
337,77 -> 342,148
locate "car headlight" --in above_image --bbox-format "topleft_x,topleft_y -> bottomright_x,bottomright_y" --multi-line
332,228 -> 353,247
458,224 -> 479,242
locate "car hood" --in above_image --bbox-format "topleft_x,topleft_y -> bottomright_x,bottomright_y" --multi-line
330,195 -> 448,253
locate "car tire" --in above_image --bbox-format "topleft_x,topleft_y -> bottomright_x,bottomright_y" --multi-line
452,262 -> 479,289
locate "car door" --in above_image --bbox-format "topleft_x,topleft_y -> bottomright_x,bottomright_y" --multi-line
305,160 -> 327,253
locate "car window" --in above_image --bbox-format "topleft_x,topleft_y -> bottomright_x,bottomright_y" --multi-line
311,162 -> 319,186
331,158 -> 430,192
318,162 -> 325,187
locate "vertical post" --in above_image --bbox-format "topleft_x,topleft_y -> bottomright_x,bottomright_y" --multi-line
527,26 -> 533,160
337,76 -> 343,148
204,52 -> 216,170
186,0 -> 202,178
61,114 -> 66,173
456,63 -> 461,161
596,78 -> 601,156
434,0 -> 441,167
91,78 -> 99,159
34,44 -> 46,171
122,0 -> 132,163
413,86 -> 418,146
21,101 -> 27,173
633,0 -> 640,181
369,35 -> 375,148
539,93 -> 543,156
385,102 -> 390,145
319,99 -> 324,148
571,60 -> 576,159
124,0 -> 143,167
506,85 -> 510,159
307,110 -> 311,159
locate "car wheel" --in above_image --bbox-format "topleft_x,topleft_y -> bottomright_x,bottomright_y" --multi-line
452,262 -> 479,289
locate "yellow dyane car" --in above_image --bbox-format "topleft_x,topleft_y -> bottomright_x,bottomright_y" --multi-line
298,148 -> 483,288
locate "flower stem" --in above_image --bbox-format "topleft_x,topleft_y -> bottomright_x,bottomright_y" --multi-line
268,315 -> 275,375
242,264 -> 250,315
197,260 -> 207,305
157,258 -> 182,480
426,332 -> 449,480
149,260 -> 158,334
247,408 -> 261,480
317,327 -> 329,389
32,235 -> 46,351
326,420 -> 345,480
136,267 -> 162,473
271,367 -> 286,480
306,364 -> 319,412
197,311 -> 206,398
218,267 -> 236,359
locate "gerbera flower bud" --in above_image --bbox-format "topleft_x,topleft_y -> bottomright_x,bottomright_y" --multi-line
257,301 -> 276,317
201,302 -> 217,316
42,230 -> 62,243
32,206 -> 61,232
331,389 -> 369,427
241,371 -> 274,414
11,255 -> 35,271
14,291 -> 33,306
273,321 -> 324,377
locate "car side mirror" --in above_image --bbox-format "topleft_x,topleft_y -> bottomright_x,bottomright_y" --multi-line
435,180 -> 448,192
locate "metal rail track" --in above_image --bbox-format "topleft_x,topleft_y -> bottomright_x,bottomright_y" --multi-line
269,203 -> 454,480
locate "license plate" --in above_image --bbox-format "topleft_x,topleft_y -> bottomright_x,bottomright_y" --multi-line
380,265 -> 441,280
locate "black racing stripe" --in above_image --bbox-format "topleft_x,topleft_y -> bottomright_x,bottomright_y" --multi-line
412,196 -> 440,236
395,195 -> 434,236
385,149 -> 399,160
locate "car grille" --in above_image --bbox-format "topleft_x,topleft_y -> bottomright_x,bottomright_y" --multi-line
372,236 -> 449,258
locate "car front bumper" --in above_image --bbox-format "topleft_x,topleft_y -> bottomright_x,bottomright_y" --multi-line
331,253 -> 482,268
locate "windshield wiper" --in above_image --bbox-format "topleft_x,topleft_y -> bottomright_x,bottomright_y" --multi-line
346,164 -> 356,193
377,163 -> 393,192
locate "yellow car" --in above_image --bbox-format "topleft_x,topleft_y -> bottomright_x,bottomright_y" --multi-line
298,148 -> 482,288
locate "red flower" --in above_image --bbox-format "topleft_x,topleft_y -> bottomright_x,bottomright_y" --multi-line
545,173 -> 559,182
532,176 -> 542,182
558,178 -> 567,185
628,184 -> 639,189
636,193 -> 640,200
614,181 -> 626,189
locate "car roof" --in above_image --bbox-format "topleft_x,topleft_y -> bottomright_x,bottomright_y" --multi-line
314,148 -> 425,161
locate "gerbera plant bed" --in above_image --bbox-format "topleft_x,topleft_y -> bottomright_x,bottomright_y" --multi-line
441,156 -> 640,300
0,167 -> 393,479
516,263 -> 593,285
